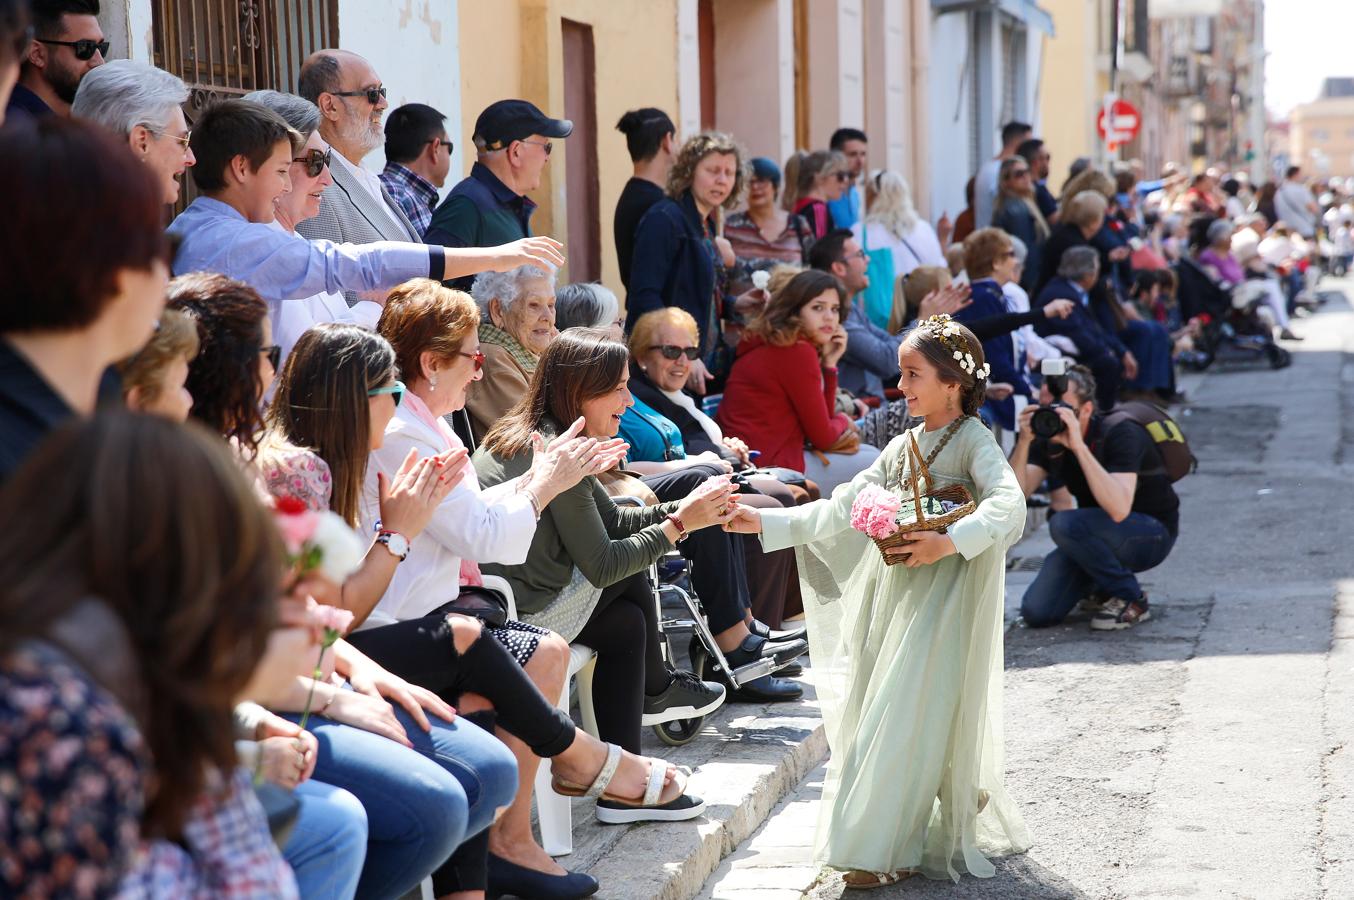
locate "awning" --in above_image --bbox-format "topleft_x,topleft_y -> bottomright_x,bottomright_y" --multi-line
932,0 -> 1056,37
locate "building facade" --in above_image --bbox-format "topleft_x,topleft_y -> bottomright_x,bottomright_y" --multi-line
1289,78 -> 1354,179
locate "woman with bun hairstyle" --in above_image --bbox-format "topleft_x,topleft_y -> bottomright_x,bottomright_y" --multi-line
725,317 -> 1031,889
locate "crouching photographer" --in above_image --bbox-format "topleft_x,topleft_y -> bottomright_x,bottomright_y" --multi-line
1010,363 -> 1179,631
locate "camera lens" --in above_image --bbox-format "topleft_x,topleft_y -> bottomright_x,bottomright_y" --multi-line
1029,405 -> 1066,439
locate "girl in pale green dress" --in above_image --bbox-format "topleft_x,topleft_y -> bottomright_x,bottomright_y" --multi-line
726,315 -> 1031,888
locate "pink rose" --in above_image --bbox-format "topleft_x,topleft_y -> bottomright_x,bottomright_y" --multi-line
850,485 -> 902,540
274,504 -> 319,556
306,597 -> 354,642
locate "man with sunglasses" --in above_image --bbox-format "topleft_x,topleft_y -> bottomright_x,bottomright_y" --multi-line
296,49 -> 424,305
380,102 -> 452,239
426,99 -> 572,289
7,0 -> 103,122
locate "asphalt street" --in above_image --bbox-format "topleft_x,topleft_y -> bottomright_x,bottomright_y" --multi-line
703,276 -> 1354,900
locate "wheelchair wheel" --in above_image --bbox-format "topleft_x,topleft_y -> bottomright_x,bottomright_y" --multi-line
651,640 -> 711,746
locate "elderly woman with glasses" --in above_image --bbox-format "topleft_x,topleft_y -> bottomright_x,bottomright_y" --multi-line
465,264 -> 559,438
70,59 -> 196,206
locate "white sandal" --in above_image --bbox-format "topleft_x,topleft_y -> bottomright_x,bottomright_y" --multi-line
552,744 -> 705,823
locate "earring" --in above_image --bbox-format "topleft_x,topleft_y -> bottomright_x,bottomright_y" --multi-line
429,375 -> 438,392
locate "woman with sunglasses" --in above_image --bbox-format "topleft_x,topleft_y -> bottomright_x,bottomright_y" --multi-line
992,158 -> 1051,291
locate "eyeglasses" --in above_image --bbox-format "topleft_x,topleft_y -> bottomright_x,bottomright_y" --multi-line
1009,168 -> 1031,177
332,85 -> 387,106
653,345 -> 701,361
833,171 -> 852,182
146,127 -> 191,148
519,139 -> 553,156
453,350 -> 485,372
293,148 -> 332,178
259,344 -> 281,370
367,379 -> 406,407
38,38 -> 109,61
838,249 -> 868,262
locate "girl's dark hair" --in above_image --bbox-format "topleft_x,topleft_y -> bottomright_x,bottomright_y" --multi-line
267,323 -> 396,525
482,328 -> 628,458
168,272 -> 270,458
0,117 -> 170,334
0,413 -> 281,840
615,107 -> 675,163
902,319 -> 989,417
747,269 -> 847,353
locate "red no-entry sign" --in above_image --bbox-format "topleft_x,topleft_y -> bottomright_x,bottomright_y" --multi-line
1097,98 -> 1141,146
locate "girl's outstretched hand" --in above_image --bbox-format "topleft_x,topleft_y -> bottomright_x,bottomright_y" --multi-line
888,530 -> 957,567
722,504 -> 763,535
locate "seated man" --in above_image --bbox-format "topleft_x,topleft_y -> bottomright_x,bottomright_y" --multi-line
1034,246 -> 1135,410
1011,365 -> 1178,631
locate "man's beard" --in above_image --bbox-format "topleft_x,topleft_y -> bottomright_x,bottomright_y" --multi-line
49,63 -> 84,105
338,115 -> 383,159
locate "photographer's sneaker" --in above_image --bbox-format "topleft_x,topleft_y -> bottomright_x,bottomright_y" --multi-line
1090,595 -> 1151,631
1077,592 -> 1108,614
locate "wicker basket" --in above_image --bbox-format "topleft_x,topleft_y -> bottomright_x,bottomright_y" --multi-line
872,432 -> 976,566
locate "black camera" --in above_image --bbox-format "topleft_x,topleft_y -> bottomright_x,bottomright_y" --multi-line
1029,401 -> 1072,438
1029,358 -> 1071,439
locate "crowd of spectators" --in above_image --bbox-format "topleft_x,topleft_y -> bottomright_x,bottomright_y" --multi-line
0,0 -> 1345,895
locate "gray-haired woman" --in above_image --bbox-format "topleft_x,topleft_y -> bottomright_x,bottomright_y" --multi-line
465,264 -> 559,436
71,59 -> 195,205
554,281 -> 623,339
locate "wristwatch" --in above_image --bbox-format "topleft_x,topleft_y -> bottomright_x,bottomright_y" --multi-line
376,529 -> 410,561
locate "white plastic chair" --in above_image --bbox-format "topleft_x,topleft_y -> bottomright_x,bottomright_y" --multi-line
481,574 -> 598,858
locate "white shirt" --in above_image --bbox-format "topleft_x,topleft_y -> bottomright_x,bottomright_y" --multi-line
1275,180 -> 1317,237
264,222 -> 383,367
851,220 -> 947,279
330,149 -> 409,233
1002,281 -> 1059,364
358,401 -> 537,629
662,387 -> 723,445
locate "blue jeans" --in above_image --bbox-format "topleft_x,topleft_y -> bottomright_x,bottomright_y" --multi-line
289,704 -> 518,900
286,780 -> 368,899
1020,508 -> 1175,627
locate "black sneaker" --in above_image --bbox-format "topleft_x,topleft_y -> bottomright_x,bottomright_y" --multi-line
1090,595 -> 1152,631
641,669 -> 725,726
723,634 -> 808,671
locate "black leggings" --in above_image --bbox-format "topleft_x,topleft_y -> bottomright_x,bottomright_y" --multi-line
345,605 -> 575,758
641,466 -> 750,634
574,571 -> 669,754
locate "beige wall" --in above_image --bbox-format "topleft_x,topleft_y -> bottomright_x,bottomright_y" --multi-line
1290,98 -> 1354,179
458,0 -> 680,291
1037,0 -> 1108,169
711,0 -> 796,165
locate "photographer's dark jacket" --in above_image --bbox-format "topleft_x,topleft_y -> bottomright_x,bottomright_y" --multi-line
1030,414 -> 1180,536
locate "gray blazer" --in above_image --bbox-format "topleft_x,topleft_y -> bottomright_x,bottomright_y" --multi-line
296,152 -> 422,306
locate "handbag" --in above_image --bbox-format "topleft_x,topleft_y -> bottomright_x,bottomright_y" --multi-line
871,422 -> 976,566
859,225 -> 898,330
438,587 -> 509,628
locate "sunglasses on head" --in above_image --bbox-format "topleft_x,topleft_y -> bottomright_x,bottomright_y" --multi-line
333,85 -> 387,106
38,37 -> 108,61
293,148 -> 332,178
259,344 -> 281,370
654,345 -> 700,361
367,379 -> 406,407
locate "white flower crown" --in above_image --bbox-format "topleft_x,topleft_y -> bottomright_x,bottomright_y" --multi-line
921,314 -> 990,380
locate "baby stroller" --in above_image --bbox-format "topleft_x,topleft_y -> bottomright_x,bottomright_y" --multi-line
1173,255 -> 1291,370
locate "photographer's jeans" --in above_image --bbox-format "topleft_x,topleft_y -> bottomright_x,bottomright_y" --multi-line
1020,508 -> 1176,627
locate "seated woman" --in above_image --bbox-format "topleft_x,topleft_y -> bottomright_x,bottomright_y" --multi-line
716,270 -> 882,495
0,414 -> 297,895
465,264 -> 558,440
625,307 -> 810,631
117,307 -> 199,421
555,280 -> 625,339
1198,216 -> 1296,341
723,156 -> 814,294
264,320 -> 701,897
475,330 -> 734,767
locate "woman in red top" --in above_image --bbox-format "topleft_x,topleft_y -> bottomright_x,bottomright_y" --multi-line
717,270 -> 881,494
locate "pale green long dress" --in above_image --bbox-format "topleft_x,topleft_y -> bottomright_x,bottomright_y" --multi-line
758,416 -> 1032,880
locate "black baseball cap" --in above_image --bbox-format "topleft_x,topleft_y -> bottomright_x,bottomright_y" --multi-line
473,99 -> 573,151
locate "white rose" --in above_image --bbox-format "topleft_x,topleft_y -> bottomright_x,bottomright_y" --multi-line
312,512 -> 367,583
751,270 -> 770,291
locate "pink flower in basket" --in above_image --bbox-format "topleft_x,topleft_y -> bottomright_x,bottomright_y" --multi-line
850,485 -> 903,540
